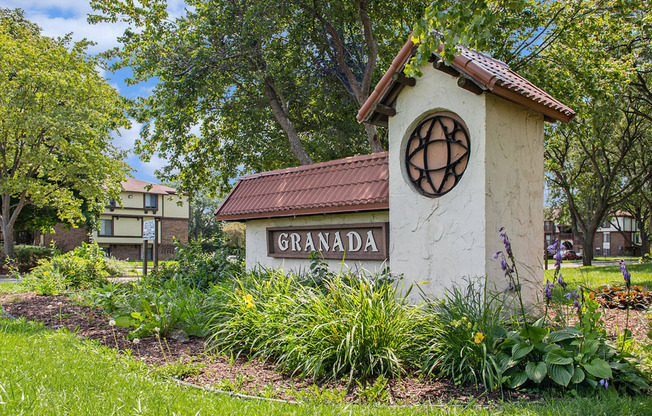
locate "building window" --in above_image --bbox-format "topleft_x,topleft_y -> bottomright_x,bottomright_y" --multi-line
144,194 -> 158,210
99,219 -> 113,236
107,198 -> 116,208
603,232 -> 610,243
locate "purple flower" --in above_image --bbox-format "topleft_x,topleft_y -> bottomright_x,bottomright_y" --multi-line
620,260 -> 631,290
499,228 -> 513,256
599,378 -> 609,389
565,292 -> 572,300
492,251 -> 501,259
557,274 -> 567,290
544,279 -> 554,303
547,239 -> 559,252
500,256 -> 508,272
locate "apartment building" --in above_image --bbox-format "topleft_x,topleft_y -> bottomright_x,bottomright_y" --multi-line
42,179 -> 189,260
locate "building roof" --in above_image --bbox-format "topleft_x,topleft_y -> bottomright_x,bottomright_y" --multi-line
215,153 -> 389,221
121,178 -> 178,195
357,38 -> 576,126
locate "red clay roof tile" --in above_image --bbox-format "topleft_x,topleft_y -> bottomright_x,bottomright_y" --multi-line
215,153 -> 389,221
357,38 -> 575,125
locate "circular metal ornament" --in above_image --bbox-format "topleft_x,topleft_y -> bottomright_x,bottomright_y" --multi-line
404,112 -> 470,197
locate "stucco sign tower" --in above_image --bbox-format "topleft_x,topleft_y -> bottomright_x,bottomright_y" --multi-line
358,41 -> 575,302
216,38 -> 574,304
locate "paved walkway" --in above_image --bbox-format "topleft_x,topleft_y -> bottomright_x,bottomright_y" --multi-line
0,276 -> 18,284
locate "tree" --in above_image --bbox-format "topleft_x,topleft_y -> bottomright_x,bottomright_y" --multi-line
0,9 -> 131,259
89,0 -> 426,196
188,194 -> 223,241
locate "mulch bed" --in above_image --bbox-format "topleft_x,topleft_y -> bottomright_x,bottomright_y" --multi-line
1,292 -> 648,405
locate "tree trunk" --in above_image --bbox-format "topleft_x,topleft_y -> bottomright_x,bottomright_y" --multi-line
364,123 -> 384,153
1,199 -> 15,260
581,229 -> 596,266
641,229 -> 650,257
263,77 -> 313,165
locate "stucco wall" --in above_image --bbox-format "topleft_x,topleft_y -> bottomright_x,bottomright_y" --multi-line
388,66 -> 544,304
246,211 -> 390,275
163,196 -> 190,218
388,67 -> 487,299
484,94 -> 544,305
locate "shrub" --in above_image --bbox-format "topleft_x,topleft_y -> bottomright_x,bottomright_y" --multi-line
638,253 -> 652,264
21,243 -> 118,294
11,245 -> 58,273
107,275 -> 215,339
418,278 -> 507,390
152,240 -> 244,291
209,270 -> 422,380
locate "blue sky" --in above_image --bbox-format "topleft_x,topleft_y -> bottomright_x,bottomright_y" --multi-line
2,0 -> 189,184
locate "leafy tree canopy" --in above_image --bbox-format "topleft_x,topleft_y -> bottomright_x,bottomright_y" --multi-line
89,0 -> 426,196
0,9 -> 131,258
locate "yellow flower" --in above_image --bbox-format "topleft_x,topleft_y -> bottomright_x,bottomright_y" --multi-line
43,271 -> 49,277
474,333 -> 485,344
244,294 -> 253,303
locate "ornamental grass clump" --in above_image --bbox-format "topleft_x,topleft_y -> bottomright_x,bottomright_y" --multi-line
418,277 -> 506,390
209,268 -> 422,381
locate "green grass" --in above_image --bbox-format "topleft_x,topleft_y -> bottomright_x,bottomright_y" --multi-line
2,317 -> 651,415
0,282 -> 25,294
544,263 -> 652,289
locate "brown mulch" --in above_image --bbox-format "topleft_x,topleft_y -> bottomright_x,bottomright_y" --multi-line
1,293 -> 648,405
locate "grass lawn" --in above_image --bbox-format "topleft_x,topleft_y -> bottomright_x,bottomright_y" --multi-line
1,317 -> 652,415
544,263 -> 652,289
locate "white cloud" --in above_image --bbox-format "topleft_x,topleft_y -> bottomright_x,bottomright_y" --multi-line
27,13 -> 128,54
113,120 -> 143,152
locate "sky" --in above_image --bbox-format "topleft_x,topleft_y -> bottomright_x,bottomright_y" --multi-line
2,0 -> 188,184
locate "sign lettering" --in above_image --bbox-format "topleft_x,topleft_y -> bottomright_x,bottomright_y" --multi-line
267,223 -> 388,260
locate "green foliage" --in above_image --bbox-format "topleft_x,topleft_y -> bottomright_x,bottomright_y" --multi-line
110,275 -> 213,338
210,270 -> 422,381
155,239 -> 245,292
0,9 -> 131,258
419,278 -> 507,390
11,245 -> 58,273
496,316 -> 647,394
21,243 -> 125,295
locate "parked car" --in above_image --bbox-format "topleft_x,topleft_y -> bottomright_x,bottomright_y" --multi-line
561,250 -> 582,260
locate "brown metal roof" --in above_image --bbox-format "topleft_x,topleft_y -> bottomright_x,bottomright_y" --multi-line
122,178 -> 177,195
215,153 -> 389,221
358,38 -> 575,126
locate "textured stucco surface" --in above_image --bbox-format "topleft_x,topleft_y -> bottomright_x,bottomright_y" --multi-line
388,67 -> 487,299
245,211 -> 390,275
388,66 -> 543,303
484,93 -> 544,305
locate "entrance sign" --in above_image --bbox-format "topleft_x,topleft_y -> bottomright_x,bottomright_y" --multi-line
267,223 -> 388,260
143,220 -> 156,240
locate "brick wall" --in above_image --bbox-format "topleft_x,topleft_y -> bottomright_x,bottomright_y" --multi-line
41,224 -> 90,253
161,218 -> 188,245
111,244 -> 140,261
